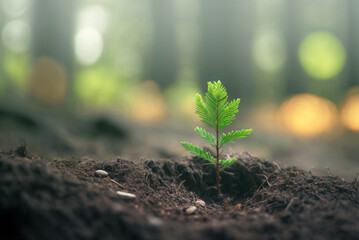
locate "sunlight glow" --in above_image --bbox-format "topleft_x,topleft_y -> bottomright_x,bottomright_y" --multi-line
253,27 -> 286,73
77,5 -> 109,33
341,88 -> 359,132
128,81 -> 166,123
250,103 -> 278,131
277,94 -> 337,137
299,32 -> 346,80
75,27 -> 103,65
2,0 -> 29,17
1,20 -> 30,53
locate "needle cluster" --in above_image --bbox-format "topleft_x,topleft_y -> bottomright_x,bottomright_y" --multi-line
181,80 -> 252,194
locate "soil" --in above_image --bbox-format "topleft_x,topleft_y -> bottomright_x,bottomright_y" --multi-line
1,144 -> 359,240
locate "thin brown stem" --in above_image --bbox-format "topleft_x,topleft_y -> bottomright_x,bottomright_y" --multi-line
216,103 -> 222,196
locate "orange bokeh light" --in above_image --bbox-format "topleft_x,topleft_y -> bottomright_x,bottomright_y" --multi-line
128,80 -> 166,123
28,57 -> 67,104
341,88 -> 359,132
277,94 -> 337,137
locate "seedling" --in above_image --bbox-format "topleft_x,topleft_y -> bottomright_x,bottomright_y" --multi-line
181,80 -> 252,195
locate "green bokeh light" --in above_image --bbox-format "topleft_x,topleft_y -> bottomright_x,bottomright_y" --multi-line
74,65 -> 124,106
299,31 -> 346,80
3,52 -> 29,87
165,67 -> 199,121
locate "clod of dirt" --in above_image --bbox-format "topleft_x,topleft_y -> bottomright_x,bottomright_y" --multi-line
0,108 -> 38,128
91,117 -> 128,138
144,153 -> 269,201
14,143 -> 31,158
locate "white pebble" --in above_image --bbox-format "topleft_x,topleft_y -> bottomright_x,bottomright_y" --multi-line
148,216 -> 163,227
95,170 -> 108,178
195,200 -> 206,207
185,206 -> 197,214
116,191 -> 136,199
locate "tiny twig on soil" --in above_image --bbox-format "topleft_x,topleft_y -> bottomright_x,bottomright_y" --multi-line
313,190 -> 323,200
247,171 -> 277,203
176,180 -> 186,194
205,185 -> 220,194
105,177 -> 126,189
285,197 -> 299,211
158,177 -> 171,189
353,173 -> 358,183
221,169 -> 235,175
256,174 -> 272,186
273,161 -> 281,170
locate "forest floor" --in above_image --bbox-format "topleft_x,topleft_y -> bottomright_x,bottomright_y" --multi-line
1,99 -> 359,240
1,144 -> 359,240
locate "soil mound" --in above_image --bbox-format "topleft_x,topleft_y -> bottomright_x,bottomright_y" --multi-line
1,149 -> 359,240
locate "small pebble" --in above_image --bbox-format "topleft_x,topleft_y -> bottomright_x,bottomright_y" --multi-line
112,203 -> 124,212
195,200 -> 206,207
148,216 -> 163,227
95,170 -> 108,178
116,191 -> 136,199
185,206 -> 197,215
233,203 -> 243,211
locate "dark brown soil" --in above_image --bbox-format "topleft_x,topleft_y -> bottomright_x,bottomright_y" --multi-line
1,145 -> 359,240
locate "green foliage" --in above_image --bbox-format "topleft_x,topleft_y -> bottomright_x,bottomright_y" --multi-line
219,157 -> 237,168
181,80 -> 252,169
181,142 -> 215,165
194,127 -> 216,147
195,93 -> 215,127
219,129 -> 252,147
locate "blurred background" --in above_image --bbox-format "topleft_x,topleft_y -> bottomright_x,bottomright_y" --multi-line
0,0 -> 358,179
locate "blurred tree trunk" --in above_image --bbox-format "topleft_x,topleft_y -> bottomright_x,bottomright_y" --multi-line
146,0 -> 177,89
0,5 -> 4,87
31,0 -> 76,103
198,0 -> 254,101
284,1 -> 305,95
346,0 -> 359,88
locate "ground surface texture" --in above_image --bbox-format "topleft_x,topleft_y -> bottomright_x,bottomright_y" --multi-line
1,145 -> 359,240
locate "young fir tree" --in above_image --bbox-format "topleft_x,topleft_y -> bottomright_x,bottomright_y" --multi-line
181,80 -> 252,195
